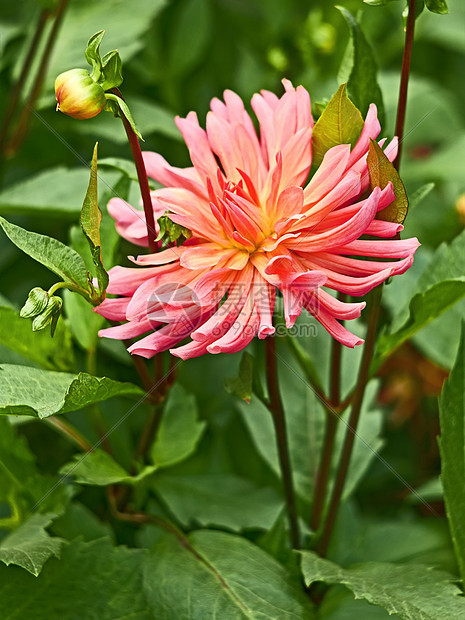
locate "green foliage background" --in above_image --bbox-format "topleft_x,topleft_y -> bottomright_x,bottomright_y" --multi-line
0,0 -> 464,617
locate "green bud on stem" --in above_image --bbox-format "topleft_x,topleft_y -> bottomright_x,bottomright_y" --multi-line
55,68 -> 106,120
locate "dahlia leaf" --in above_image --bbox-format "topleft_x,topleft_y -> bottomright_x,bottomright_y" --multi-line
438,322 -> 465,583
224,351 -> 254,403
152,473 -> 284,532
85,30 -> 105,82
425,0 -> 449,14
311,83 -> 364,168
375,229 -> 465,364
150,384 -> 206,469
0,364 -> 143,419
300,553 -> 465,619
0,538 -> 149,618
0,217 -> 88,291
60,449 -> 156,486
105,93 -> 143,141
143,530 -> 315,619
100,49 -> 123,90
368,139 -> 408,224
80,143 -> 109,297
0,513 -> 65,576
0,306 -> 74,371
336,7 -> 385,125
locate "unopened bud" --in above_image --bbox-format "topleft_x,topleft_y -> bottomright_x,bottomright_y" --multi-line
455,193 -> 465,225
32,296 -> 63,334
55,68 -> 106,120
20,287 -> 49,319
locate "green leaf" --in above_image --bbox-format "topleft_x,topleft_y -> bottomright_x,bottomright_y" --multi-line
0,217 -> 88,291
224,351 -> 254,403
60,449 -> 156,486
84,30 -> 105,82
0,306 -> 75,371
409,182 -> 435,210
311,83 -> 364,168
153,473 -> 284,531
0,513 -> 65,576
100,49 -> 123,90
0,364 -> 143,418
168,0 -> 212,77
80,143 -> 108,295
439,321 -> 465,583
425,0 -> 449,14
143,530 -> 315,619
375,229 -> 465,366
150,384 -> 206,469
300,552 -> 465,619
367,139 -> 408,224
336,7 -> 385,125
105,93 -> 143,140
0,538 -> 149,619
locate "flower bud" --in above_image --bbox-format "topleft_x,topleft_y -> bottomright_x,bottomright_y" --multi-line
55,68 -> 106,120
20,287 -> 49,319
32,296 -> 63,334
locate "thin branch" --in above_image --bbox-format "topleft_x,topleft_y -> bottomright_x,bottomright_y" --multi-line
317,286 -> 382,556
265,336 -> 300,549
394,0 -> 416,171
46,416 -> 92,452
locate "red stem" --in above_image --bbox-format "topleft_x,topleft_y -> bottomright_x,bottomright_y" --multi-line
394,0 -> 416,171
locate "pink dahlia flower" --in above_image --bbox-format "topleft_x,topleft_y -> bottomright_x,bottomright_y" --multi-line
96,80 -> 419,359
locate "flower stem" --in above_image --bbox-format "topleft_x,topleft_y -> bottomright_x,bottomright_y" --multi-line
111,88 -> 157,252
0,9 -> 50,159
394,0 -> 416,171
310,321 -> 344,532
46,416 -> 92,452
265,336 -> 300,549
316,286 -> 382,557
5,0 -> 68,158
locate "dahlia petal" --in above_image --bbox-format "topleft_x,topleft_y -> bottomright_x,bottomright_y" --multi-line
180,245 -> 236,270
303,144 -> 351,204
132,247 -> 183,266
316,289 -> 366,320
275,186 -> 304,221
311,306 -> 364,348
95,297 -> 130,321
365,220 -> 403,237
142,151 -> 206,198
175,112 -> 220,186
348,103 -> 381,167
170,339 -> 210,360
332,237 -> 420,259
107,198 -> 150,247
106,265 -> 163,296
98,319 -> 153,340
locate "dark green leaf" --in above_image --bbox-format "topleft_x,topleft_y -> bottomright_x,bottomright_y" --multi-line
150,384 -> 205,469
368,139 -> 408,224
105,93 -> 143,140
80,143 -> 108,295
0,364 -> 143,418
224,351 -> 254,403
439,321 -> 465,582
0,538 -> 149,619
168,0 -> 212,77
143,530 -> 315,619
336,7 -> 385,125
154,473 -> 284,531
301,552 -> 465,618
0,513 -> 65,576
0,217 -> 88,291
60,449 -> 156,486
85,30 -> 105,82
311,83 -> 364,168
425,0 -> 449,14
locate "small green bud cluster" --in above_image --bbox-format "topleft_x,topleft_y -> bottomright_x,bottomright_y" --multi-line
20,288 -> 63,336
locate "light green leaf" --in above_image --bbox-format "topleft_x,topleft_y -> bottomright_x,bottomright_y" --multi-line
311,83 -> 364,168
105,93 -> 143,140
375,229 -> 465,366
301,552 -> 465,619
224,351 -> 254,403
0,538 -> 149,619
150,385 -> 206,469
368,139 -> 408,224
439,321 -> 465,583
0,513 -> 65,576
0,217 -> 88,291
154,473 -> 284,532
100,49 -> 123,90
84,30 -> 105,82
0,364 -> 143,418
0,306 -> 74,371
336,7 -> 385,124
425,0 -> 449,14
143,530 -> 315,619
60,449 -> 156,487
80,143 -> 108,295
